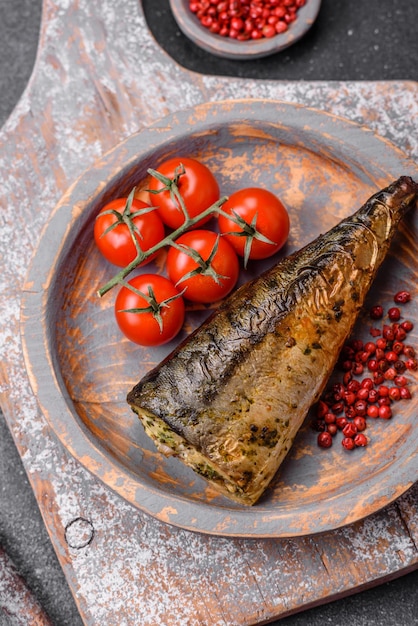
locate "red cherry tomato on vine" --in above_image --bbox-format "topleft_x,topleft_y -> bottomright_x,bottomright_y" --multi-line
218,187 -> 290,262
94,196 -> 165,268
148,157 -> 220,230
114,274 -> 185,346
166,230 -> 239,303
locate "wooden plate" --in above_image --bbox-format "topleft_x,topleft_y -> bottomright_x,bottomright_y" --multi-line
168,0 -> 322,59
21,100 -> 418,537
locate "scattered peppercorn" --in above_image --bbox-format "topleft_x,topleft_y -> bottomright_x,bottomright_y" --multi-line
369,305 -> 384,319
394,290 -> 411,304
401,320 -> 414,333
313,292 -> 415,453
388,307 -> 401,321
342,437 -> 355,450
354,433 -> 368,447
317,431 -> 332,448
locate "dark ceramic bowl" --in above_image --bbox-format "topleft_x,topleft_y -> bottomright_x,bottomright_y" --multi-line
168,0 -> 322,59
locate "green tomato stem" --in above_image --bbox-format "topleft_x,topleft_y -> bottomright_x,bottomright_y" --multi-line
97,195 -> 229,298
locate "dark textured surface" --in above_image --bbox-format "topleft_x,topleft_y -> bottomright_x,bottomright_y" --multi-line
0,4 -> 83,625
143,0 -> 418,81
0,1 -> 417,625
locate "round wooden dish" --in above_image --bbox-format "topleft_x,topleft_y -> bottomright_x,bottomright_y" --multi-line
21,100 -> 418,538
168,0 -> 322,59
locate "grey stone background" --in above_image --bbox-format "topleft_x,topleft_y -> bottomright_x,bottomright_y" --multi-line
0,0 -> 417,624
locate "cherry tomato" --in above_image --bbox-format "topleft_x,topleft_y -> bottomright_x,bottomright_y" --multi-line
218,187 -> 290,262
114,274 -> 185,346
148,157 -> 220,230
94,196 -> 165,268
166,230 -> 239,303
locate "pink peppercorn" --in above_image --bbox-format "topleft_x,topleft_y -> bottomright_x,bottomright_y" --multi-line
354,433 -> 368,447
354,400 -> 367,416
388,307 -> 401,321
364,342 -> 376,354
401,320 -> 414,333
324,412 -> 336,424
327,423 -> 338,436
403,345 -> 415,358
367,405 -> 379,418
317,431 -> 333,448
361,377 -> 374,390
342,437 -> 355,450
190,0 -> 305,41
353,416 -> 367,432
336,417 -> 348,430
378,405 -> 392,420
400,386 -> 412,399
394,290 -> 411,304
356,387 -> 370,401
405,358 -> 418,371
389,387 -> 401,401
316,290 -> 415,454
370,305 -> 384,319
342,423 -> 358,438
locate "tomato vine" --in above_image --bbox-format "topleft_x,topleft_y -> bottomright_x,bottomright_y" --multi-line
96,165 -> 274,298
95,159 -> 290,345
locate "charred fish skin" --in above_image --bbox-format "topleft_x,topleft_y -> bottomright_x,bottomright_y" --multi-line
128,176 -> 418,505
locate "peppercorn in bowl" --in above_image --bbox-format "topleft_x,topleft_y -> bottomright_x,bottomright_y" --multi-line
169,0 -> 322,59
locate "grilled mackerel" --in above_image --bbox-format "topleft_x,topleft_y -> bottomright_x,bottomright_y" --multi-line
128,176 -> 418,505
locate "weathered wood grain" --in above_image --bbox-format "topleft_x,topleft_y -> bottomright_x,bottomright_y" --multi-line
0,0 -> 417,623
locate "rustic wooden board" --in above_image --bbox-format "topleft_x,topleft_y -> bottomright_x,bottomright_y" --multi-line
0,0 -> 417,623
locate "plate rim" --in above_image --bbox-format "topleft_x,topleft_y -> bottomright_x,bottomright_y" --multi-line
20,99 -> 418,537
